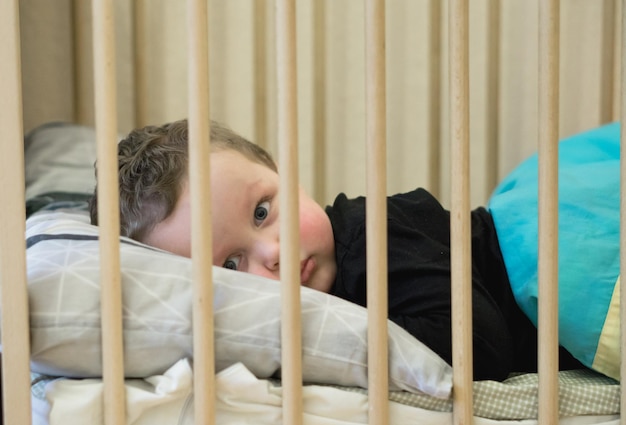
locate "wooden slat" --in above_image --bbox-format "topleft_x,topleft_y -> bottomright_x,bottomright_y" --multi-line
537,0 -> 560,423
187,1 -> 216,424
448,1 -> 473,424
92,0 -> 126,423
0,1 -> 32,423
364,0 -> 389,423
275,0 -> 304,423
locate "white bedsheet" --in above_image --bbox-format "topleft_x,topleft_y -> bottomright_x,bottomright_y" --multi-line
33,359 -> 620,425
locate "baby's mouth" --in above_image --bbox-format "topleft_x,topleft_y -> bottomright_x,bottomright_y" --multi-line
300,257 -> 315,285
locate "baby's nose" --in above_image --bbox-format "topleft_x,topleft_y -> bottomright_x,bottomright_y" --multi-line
249,238 -> 280,278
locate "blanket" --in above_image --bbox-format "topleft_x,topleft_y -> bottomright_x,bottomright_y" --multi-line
488,122 -> 621,380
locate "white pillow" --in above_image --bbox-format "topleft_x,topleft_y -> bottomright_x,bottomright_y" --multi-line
25,210 -> 453,399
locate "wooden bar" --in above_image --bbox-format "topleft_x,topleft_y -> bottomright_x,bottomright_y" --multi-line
275,0 -> 304,423
448,1 -> 473,424
92,0 -> 126,423
0,1 -> 32,423
364,0 -> 389,423
187,1 -> 216,424
537,0 -> 560,423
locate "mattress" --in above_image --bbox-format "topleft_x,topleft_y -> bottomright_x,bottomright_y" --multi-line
31,360 -> 620,425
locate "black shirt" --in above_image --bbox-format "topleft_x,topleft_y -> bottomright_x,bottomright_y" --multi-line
325,188 -> 547,381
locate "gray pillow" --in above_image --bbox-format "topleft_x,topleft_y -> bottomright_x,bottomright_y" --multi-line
25,122 -> 98,201
25,210 -> 453,398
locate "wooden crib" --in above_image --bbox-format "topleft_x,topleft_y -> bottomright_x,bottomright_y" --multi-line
1,0 -> 625,424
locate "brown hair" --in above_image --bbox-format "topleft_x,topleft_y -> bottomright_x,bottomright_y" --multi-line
89,119 -> 276,241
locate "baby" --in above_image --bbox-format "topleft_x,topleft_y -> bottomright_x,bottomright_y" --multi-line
90,118 -> 583,381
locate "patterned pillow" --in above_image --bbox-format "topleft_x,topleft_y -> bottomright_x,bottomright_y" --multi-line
25,209 -> 452,398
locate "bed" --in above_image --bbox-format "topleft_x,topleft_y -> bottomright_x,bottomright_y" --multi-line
2,0 -> 625,424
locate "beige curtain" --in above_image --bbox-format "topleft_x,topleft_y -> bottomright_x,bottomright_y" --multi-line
20,0 -> 618,207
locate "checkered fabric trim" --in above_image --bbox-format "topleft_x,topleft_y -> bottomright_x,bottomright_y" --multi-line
312,369 -> 619,420
31,373 -> 53,401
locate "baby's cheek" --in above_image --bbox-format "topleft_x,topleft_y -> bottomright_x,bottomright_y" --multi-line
299,206 -> 331,245
298,210 -> 316,240
300,220 -> 317,243
297,189 -> 333,248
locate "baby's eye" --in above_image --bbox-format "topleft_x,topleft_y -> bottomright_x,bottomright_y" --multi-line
254,201 -> 270,225
223,256 -> 240,271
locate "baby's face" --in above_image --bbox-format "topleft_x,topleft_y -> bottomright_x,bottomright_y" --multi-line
145,150 -> 337,293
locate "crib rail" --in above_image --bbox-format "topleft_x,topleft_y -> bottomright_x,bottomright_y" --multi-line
92,0 -> 126,423
275,0 -> 305,423
449,1 -> 473,423
187,1 -> 216,424
364,0 -> 390,421
0,1 -> 31,424
2,1 -> 626,424
537,0 -> 560,423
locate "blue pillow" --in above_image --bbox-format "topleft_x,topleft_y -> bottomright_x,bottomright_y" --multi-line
488,123 -> 621,380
